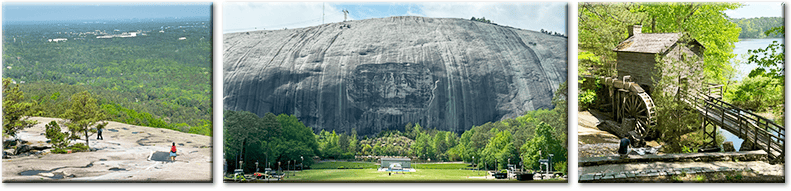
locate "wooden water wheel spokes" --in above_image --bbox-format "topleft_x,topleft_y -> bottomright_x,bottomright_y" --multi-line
622,92 -> 652,137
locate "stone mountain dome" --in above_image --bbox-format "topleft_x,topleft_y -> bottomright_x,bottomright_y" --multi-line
223,16 -> 567,135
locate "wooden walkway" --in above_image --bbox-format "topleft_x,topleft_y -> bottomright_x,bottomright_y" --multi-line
683,87 -> 785,163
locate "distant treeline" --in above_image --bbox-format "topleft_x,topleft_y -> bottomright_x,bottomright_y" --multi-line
540,29 -> 567,38
731,17 -> 784,38
470,17 -> 492,24
470,16 -> 566,38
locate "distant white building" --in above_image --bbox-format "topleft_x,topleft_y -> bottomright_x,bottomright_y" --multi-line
96,32 -> 139,39
48,38 -> 68,42
178,37 -> 187,40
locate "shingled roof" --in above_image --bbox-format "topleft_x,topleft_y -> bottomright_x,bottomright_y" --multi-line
614,33 -> 683,54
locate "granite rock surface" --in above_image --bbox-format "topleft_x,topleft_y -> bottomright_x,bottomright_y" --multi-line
224,16 -> 567,135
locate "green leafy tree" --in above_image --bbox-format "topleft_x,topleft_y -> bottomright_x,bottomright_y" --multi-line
44,121 -> 69,153
411,132 -> 435,159
457,129 -> 476,162
2,78 -> 38,141
223,110 -> 263,172
433,131 -> 448,160
224,111 -> 319,172
636,2 -> 742,84
497,143 -> 519,169
273,114 -> 320,167
320,130 -> 343,159
579,3 -> 646,76
727,75 -> 783,112
373,144 -> 382,156
62,91 -> 107,148
338,132 -> 350,152
743,26 -> 785,123
360,144 -> 372,155
480,130 -> 519,170
520,122 -> 566,170
256,113 -> 283,171
349,128 -> 359,154
404,122 -> 415,139
651,49 -> 706,153
409,123 -> 422,140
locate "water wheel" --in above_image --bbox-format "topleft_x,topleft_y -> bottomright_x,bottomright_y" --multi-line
620,92 -> 656,137
584,75 -> 658,139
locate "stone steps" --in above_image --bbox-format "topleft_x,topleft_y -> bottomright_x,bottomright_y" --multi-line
579,150 -> 768,167
579,166 -> 755,182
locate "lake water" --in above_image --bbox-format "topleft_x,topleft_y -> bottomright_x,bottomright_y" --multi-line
720,38 -> 783,151
731,38 -> 784,81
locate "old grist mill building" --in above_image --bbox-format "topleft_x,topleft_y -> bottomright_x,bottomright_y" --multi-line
614,25 -> 706,95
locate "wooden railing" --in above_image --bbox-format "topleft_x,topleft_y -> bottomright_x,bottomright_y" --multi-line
704,83 -> 723,99
683,85 -> 785,162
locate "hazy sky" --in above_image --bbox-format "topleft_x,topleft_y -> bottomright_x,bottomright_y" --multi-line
725,2 -> 784,18
2,2 -> 212,23
223,2 -> 567,34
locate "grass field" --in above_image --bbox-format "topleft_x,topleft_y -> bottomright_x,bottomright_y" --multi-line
266,162 -> 564,182
286,169 -> 499,182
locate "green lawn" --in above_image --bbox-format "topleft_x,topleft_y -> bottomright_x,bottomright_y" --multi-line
263,162 -> 565,182
286,169 -> 498,182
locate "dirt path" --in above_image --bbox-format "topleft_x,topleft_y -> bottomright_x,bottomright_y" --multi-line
2,117 -> 211,182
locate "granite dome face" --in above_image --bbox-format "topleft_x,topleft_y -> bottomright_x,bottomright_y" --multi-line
224,16 -> 567,135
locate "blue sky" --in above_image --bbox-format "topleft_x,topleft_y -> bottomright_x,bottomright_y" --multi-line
725,2 -> 784,18
223,2 -> 567,34
2,2 -> 212,23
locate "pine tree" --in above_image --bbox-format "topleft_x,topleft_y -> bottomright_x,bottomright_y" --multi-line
45,121 -> 69,152
2,78 -> 38,142
62,91 -> 108,148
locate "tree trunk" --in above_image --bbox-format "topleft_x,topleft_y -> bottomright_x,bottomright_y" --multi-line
85,130 -> 90,148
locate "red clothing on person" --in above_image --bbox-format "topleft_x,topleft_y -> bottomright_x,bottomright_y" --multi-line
171,145 -> 177,153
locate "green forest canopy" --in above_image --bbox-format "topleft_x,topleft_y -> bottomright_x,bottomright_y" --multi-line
2,18 -> 212,136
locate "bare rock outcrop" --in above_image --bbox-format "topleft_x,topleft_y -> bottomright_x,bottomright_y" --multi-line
224,16 -> 567,135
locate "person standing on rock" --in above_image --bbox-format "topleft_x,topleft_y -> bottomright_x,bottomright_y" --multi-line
97,127 -> 104,140
170,142 -> 177,162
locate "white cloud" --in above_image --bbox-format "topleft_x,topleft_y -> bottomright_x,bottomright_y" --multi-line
223,2 -> 346,33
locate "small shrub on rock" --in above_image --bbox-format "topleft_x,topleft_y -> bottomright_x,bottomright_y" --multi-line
68,143 -> 90,152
